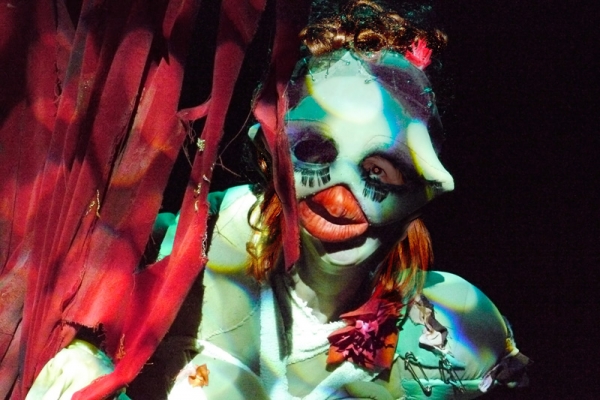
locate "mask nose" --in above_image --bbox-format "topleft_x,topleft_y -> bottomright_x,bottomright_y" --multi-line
298,185 -> 368,242
312,185 -> 366,221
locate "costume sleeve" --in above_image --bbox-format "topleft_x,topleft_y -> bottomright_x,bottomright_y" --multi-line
26,341 -> 129,400
168,341 -> 268,400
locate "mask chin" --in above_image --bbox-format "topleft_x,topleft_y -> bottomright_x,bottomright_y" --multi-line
300,227 -> 383,268
299,216 -> 411,269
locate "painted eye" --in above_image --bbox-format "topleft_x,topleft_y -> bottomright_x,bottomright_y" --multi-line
362,156 -> 404,185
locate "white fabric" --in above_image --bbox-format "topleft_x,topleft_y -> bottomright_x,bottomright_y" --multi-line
169,341 -> 256,400
287,288 -> 345,365
260,285 -> 291,399
259,285 -> 375,400
169,364 -> 208,400
197,340 -> 257,376
26,340 -> 129,400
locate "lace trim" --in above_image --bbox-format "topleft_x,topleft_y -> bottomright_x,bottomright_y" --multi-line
287,289 -> 346,365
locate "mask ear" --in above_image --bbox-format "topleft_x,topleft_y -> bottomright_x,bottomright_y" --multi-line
248,123 -> 273,178
405,122 -> 454,195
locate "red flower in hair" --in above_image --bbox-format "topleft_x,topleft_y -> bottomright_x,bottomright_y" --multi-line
405,39 -> 432,70
327,297 -> 402,371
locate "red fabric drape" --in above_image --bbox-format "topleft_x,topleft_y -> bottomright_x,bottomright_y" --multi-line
0,0 -> 312,398
253,0 -> 310,269
0,0 -> 204,396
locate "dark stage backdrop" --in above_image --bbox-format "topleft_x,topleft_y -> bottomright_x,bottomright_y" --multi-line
424,2 -> 598,399
164,1 -> 598,398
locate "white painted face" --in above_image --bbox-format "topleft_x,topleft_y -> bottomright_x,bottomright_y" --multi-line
283,53 -> 453,266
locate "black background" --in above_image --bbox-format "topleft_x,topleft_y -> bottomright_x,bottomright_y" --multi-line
170,1 -> 599,398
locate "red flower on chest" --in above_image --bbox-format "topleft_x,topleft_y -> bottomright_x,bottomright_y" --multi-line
327,297 -> 402,371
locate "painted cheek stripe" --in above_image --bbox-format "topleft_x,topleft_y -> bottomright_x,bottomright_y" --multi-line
298,185 -> 368,242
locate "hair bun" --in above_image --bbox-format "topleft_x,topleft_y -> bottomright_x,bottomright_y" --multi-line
300,0 -> 447,58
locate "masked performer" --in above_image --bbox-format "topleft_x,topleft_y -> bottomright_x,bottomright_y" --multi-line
28,1 -> 529,399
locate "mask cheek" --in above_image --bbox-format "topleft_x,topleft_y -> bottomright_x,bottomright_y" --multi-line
358,188 -> 430,225
293,170 -> 332,199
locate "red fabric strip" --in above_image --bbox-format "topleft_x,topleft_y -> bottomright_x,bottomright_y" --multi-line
73,0 -> 268,397
253,0 -> 311,269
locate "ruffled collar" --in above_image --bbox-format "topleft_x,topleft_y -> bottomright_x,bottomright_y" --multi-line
287,288 -> 346,365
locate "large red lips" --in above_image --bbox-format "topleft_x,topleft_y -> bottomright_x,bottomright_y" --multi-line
298,185 -> 368,242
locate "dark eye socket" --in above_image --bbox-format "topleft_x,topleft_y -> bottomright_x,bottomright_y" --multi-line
293,135 -> 337,164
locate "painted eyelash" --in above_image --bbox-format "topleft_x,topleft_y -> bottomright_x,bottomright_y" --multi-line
360,168 -> 391,202
296,165 -> 331,188
363,180 -> 389,202
363,175 -> 433,202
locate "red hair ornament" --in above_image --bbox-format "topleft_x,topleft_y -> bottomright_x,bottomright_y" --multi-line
404,39 -> 432,70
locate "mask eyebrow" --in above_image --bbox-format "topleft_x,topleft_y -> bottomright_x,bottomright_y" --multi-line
284,120 -> 332,141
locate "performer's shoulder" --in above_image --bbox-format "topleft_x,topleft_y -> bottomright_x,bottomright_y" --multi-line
206,185 -> 257,273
